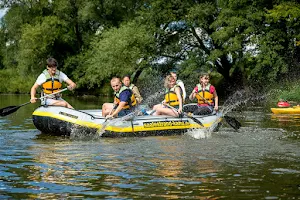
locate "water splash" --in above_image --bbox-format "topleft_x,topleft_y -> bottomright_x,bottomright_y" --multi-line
185,128 -> 212,139
141,90 -> 165,108
219,90 -> 269,115
195,90 -> 270,136
70,125 -> 100,140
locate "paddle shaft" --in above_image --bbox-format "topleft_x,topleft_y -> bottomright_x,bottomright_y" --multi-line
164,104 -> 204,127
37,88 -> 68,101
0,88 -> 68,116
99,109 -> 136,134
195,93 -> 214,107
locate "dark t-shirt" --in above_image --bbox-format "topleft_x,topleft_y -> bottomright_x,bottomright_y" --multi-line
119,90 -> 131,102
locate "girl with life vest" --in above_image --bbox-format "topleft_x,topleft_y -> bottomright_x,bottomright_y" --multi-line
188,73 -> 218,115
170,71 -> 186,102
152,75 -> 183,117
30,58 -> 76,109
122,75 -> 143,104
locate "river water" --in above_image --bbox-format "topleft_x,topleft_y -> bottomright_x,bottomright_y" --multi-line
0,94 -> 299,199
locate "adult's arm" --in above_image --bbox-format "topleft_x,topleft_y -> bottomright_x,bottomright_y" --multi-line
107,90 -> 131,118
65,78 -> 76,91
132,86 -> 143,104
111,102 -> 127,117
30,83 -> 40,103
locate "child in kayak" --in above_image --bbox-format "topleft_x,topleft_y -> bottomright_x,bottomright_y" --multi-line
188,73 -> 218,115
152,75 -> 183,117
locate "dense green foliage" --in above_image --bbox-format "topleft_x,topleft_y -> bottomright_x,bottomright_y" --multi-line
0,0 -> 299,98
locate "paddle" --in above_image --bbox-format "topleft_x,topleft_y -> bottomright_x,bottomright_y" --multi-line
99,109 -> 137,135
0,88 -> 68,117
223,115 -> 241,130
195,94 -> 241,130
164,104 -> 204,127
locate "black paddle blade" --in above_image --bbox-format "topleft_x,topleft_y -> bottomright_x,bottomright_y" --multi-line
224,115 -> 241,130
0,106 -> 21,117
184,113 -> 204,127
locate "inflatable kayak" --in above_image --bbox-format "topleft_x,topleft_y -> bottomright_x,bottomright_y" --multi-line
271,106 -> 300,114
32,106 -> 222,137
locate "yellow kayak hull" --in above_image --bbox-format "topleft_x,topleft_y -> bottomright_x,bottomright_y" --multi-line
32,106 -> 222,136
271,106 -> 300,114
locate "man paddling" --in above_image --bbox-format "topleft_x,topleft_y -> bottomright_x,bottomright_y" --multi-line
102,77 -> 136,118
30,57 -> 76,109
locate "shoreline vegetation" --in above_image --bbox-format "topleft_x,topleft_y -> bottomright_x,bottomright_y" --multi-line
1,71 -> 300,106
0,1 -> 299,105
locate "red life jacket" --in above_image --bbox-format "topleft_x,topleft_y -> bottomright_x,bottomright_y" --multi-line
277,101 -> 290,107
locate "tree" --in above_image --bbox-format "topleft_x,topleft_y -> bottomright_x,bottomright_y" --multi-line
74,21 -> 155,88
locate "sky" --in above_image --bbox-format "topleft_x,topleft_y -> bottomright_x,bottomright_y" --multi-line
0,8 -> 8,19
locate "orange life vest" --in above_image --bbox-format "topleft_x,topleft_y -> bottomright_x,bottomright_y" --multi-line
41,69 -> 62,94
195,84 -> 214,105
165,85 -> 182,106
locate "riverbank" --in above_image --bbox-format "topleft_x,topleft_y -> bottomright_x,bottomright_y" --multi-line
266,80 -> 300,106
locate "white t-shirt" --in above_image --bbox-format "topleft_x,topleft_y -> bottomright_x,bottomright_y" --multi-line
177,79 -> 186,101
36,71 -> 69,85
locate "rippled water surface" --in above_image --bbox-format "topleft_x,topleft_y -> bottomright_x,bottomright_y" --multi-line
0,95 -> 300,199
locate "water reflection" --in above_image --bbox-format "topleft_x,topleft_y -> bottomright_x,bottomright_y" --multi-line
1,95 -> 300,198
271,114 -> 300,126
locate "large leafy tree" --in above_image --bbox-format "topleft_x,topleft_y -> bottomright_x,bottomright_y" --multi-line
75,21 -> 155,88
0,0 -> 146,74
136,0 -> 300,88
0,0 -> 300,94
252,2 -> 300,82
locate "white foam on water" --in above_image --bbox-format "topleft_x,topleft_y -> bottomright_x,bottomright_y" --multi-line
185,128 -> 211,139
69,125 -> 100,140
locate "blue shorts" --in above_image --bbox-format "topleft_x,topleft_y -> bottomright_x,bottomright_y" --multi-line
118,108 -> 135,117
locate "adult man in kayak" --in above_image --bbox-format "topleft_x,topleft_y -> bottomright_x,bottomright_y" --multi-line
30,57 -> 76,109
102,77 -> 136,118
170,70 -> 186,102
122,75 -> 143,104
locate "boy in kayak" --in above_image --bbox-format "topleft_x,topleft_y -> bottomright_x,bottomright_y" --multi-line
30,57 -> 76,109
122,75 -> 143,104
102,77 -> 137,118
188,73 -> 218,115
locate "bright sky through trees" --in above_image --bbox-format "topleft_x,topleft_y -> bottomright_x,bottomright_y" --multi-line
0,8 -> 7,19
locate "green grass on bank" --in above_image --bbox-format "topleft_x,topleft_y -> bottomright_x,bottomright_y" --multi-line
266,80 -> 300,105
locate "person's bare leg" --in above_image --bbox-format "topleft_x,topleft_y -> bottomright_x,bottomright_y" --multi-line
50,100 -> 73,109
152,104 -> 162,116
155,106 -> 178,117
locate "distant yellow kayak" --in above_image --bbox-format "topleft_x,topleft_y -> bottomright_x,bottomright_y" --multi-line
271,106 -> 300,114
